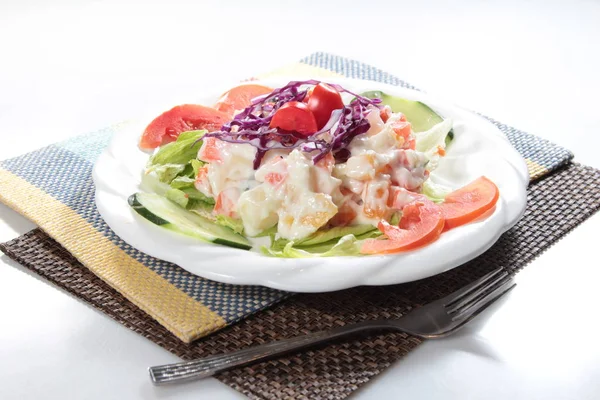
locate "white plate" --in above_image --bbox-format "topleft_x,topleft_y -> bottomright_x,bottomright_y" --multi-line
92,77 -> 529,293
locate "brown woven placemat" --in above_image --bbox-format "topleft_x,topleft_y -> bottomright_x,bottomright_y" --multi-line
2,162 -> 600,399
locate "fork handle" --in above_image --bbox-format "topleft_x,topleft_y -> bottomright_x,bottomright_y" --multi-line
149,320 -> 394,385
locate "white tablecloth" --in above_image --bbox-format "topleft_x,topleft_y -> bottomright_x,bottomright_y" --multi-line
1,1 -> 599,399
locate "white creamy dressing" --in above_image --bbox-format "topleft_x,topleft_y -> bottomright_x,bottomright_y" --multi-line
239,150 -> 341,239
205,141 -> 257,195
196,106 -> 436,240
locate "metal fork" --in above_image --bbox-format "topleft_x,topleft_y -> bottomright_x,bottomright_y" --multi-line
149,267 -> 514,385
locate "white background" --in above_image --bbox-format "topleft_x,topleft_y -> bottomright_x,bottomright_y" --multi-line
1,0 -> 599,399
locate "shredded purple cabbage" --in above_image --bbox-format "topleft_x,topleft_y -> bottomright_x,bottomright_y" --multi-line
203,80 -> 381,169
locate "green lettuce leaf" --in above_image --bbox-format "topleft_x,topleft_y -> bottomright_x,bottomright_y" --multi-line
422,180 -> 451,203
149,130 -> 206,166
187,198 -> 214,212
177,130 -> 207,142
415,119 -> 452,153
165,188 -> 190,208
164,187 -> 215,209
414,119 -> 453,173
355,229 -> 384,240
261,234 -> 363,258
389,212 -> 401,226
169,175 -> 195,189
190,159 -> 204,177
181,187 -> 214,204
254,226 -> 278,238
168,171 -> 214,206
149,164 -> 186,184
293,225 -> 377,247
179,158 -> 205,179
263,225 -> 382,258
215,215 -> 244,234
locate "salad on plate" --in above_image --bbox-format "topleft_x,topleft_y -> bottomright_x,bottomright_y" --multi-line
130,80 -> 499,257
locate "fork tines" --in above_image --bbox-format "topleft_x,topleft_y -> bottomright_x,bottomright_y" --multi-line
443,268 -> 515,320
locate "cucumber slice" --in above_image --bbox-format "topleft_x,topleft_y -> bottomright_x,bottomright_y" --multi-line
361,90 -> 454,142
128,192 -> 251,250
445,130 -> 454,147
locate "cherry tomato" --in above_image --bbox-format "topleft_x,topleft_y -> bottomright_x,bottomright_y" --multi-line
302,87 -> 314,103
140,104 -> 230,150
360,200 -> 444,254
269,101 -> 318,136
439,176 -> 499,230
306,83 -> 345,129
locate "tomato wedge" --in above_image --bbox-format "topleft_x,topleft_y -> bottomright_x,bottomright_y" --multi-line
269,101 -> 318,136
306,83 -> 345,129
361,200 -> 445,254
439,176 -> 500,230
213,84 -> 273,116
139,104 -> 230,150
